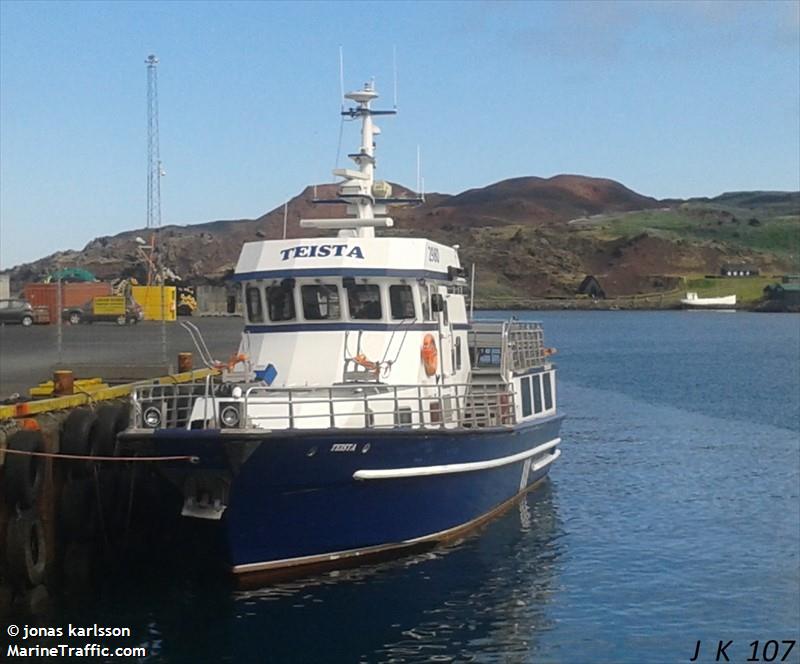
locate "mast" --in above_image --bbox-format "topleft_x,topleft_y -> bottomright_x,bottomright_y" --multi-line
335,81 -> 396,238
301,80 -> 420,238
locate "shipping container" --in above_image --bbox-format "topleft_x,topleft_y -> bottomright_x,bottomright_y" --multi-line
131,285 -> 176,321
23,282 -> 112,324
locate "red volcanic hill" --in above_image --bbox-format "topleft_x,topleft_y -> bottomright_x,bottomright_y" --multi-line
5,175 -> 793,299
409,175 -> 660,228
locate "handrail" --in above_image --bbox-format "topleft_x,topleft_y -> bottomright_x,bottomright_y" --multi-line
131,380 -> 518,432
469,320 -> 547,374
180,321 -> 216,368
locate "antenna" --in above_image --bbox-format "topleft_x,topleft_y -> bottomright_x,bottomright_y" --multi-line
338,45 -> 345,110
392,45 -> 398,109
334,46 -> 346,170
416,145 -> 421,194
282,201 -> 288,239
469,263 -> 476,321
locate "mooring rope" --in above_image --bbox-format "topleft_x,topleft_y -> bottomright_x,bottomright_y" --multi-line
1,448 -> 199,463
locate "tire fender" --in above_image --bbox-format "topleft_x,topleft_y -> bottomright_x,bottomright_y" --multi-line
58,477 -> 95,542
89,403 -> 129,458
60,408 -> 97,457
5,509 -> 47,588
3,430 -> 44,509
60,408 -> 97,478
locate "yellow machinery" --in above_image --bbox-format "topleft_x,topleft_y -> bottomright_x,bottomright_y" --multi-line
131,285 -> 176,321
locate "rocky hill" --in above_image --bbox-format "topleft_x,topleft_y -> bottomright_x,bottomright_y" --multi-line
5,176 -> 798,299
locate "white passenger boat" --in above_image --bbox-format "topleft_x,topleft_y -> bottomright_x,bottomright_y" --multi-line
119,80 -> 564,578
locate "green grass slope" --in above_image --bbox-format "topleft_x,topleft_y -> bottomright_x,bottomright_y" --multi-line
569,197 -> 799,263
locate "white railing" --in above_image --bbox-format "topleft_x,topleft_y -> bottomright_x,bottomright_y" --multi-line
130,380 -> 517,431
469,320 -> 547,374
242,382 -> 516,430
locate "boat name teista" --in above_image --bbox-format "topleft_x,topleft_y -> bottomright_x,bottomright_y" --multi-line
280,244 -> 365,260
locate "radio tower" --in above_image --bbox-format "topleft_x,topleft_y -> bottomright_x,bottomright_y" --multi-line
145,54 -> 167,363
145,54 -> 162,234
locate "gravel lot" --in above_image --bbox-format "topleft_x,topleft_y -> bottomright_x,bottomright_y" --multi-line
0,317 -> 245,398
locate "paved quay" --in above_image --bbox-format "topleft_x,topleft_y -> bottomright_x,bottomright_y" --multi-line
0,318 -> 244,399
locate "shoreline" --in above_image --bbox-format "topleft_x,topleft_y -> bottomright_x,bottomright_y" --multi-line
473,299 -> 799,313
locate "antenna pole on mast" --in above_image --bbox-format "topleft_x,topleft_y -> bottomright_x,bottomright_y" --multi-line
338,46 -> 345,110
392,45 -> 398,109
416,145 -> 421,194
469,263 -> 476,321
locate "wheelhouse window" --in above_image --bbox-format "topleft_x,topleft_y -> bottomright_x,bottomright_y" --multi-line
421,291 -> 431,321
267,284 -> 295,322
347,284 -> 382,320
245,286 -> 264,323
424,285 -> 436,321
301,284 -> 340,320
521,376 -> 532,417
543,372 -> 553,410
532,375 -> 543,413
389,285 -> 415,319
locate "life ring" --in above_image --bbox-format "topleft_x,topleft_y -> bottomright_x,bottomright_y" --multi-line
5,509 -> 47,588
421,334 -> 438,377
354,353 -> 380,375
3,430 -> 44,509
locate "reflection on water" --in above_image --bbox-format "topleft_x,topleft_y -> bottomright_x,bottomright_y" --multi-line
36,481 -> 563,663
231,483 -> 563,664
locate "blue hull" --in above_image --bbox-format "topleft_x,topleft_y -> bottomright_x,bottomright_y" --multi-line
139,415 -> 563,574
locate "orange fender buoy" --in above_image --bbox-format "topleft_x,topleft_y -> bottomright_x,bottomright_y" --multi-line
227,353 -> 248,370
421,334 -> 438,377
214,353 -> 248,371
354,353 -> 379,374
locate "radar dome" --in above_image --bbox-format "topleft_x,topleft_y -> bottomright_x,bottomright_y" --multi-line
372,181 -> 392,198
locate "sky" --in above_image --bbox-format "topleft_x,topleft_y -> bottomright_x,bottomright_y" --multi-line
1,0 -> 798,268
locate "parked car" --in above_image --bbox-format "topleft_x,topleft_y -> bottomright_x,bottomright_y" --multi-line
62,296 -> 143,325
0,298 -> 35,326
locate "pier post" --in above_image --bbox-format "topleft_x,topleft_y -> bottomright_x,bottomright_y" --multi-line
178,352 -> 193,373
53,370 -> 74,396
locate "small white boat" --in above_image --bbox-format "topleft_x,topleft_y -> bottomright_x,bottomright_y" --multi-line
680,292 -> 737,308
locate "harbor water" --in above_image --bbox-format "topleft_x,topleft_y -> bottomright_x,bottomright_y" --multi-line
18,311 -> 800,663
